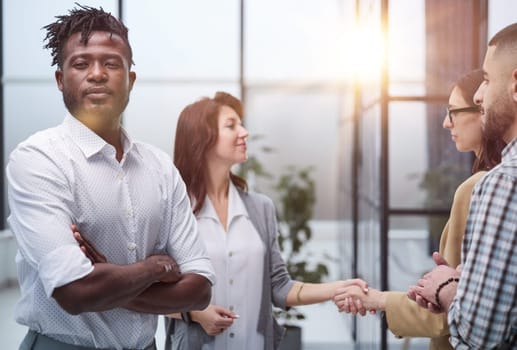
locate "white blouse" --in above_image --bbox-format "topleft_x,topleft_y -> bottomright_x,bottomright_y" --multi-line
197,182 -> 266,350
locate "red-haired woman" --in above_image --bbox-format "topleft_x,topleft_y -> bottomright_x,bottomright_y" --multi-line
165,92 -> 368,350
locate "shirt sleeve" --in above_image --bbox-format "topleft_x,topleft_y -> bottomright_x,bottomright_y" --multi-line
264,197 -> 294,309
385,291 -> 449,338
165,166 -> 215,285
6,142 -> 93,297
448,171 -> 517,349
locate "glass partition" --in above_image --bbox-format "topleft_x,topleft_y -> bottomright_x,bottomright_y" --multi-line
244,89 -> 345,220
388,0 -> 426,96
125,0 -> 239,81
389,101 -> 471,211
245,0 -> 356,83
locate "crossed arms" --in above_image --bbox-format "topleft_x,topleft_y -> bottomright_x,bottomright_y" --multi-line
53,226 -> 211,315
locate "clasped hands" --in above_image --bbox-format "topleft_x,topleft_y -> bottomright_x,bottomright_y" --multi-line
333,282 -> 383,315
71,224 -> 181,283
333,252 -> 461,316
407,252 -> 461,313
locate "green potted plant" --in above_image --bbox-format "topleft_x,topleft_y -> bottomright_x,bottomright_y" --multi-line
274,166 -> 330,350
238,138 -> 331,350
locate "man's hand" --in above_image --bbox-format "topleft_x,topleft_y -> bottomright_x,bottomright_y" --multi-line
334,286 -> 384,315
145,255 -> 181,283
431,251 -> 450,267
71,224 -> 181,283
332,279 -> 375,316
407,252 -> 459,313
71,224 -> 107,264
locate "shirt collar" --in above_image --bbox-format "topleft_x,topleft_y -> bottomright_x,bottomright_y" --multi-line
228,181 -> 248,219
197,181 -> 249,222
502,137 -> 517,162
197,195 -> 217,220
62,114 -> 140,160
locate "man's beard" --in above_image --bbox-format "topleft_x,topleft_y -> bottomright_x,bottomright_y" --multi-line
62,88 -> 79,116
61,89 -> 130,118
483,93 -> 516,142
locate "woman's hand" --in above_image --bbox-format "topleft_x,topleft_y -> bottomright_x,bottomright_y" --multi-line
330,279 -> 371,316
338,278 -> 369,294
334,285 -> 385,315
191,305 -> 239,336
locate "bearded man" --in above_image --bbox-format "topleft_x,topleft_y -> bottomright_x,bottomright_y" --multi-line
408,23 -> 517,349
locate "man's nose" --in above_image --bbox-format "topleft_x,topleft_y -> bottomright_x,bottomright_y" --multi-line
88,62 -> 107,81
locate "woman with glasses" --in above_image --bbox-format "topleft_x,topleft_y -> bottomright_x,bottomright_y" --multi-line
333,69 -> 506,350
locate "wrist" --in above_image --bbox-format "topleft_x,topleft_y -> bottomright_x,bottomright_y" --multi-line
297,282 -> 305,304
365,288 -> 386,311
181,311 -> 192,324
435,277 -> 459,310
145,258 -> 166,281
376,290 -> 387,311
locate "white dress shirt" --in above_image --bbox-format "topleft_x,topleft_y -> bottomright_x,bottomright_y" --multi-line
6,114 -> 215,349
197,182 -> 265,350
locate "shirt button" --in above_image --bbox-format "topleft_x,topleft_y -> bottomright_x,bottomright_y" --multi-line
228,251 -> 233,257
127,242 -> 137,251
229,279 -> 233,285
229,333 -> 235,338
126,209 -> 133,217
229,305 -> 234,311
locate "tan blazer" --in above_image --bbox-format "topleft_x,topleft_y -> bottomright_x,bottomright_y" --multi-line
384,171 -> 486,350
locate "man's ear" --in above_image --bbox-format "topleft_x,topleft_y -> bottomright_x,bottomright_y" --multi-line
55,69 -> 64,91
510,68 -> 517,101
128,71 -> 136,91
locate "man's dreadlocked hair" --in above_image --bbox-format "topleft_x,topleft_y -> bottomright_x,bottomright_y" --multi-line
43,3 -> 133,68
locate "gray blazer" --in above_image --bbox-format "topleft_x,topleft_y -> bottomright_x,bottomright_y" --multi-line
165,190 -> 295,350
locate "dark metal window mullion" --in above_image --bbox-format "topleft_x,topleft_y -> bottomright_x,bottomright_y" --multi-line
1,0 -> 5,230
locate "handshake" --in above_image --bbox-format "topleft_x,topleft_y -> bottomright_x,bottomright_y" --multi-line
332,281 -> 385,315
333,252 -> 459,316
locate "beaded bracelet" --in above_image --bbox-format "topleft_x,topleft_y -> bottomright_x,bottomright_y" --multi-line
435,277 -> 459,309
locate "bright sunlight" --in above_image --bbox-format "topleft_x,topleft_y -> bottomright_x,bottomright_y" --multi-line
349,19 -> 387,84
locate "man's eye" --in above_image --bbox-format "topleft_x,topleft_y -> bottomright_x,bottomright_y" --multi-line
73,62 -> 88,69
106,61 -> 121,68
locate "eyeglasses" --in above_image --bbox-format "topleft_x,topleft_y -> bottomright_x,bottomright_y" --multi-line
446,106 -> 480,124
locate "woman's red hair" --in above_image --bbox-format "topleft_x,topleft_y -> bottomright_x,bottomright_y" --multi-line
174,92 -> 248,215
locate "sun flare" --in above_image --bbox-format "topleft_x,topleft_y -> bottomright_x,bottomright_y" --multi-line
350,21 -> 386,84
